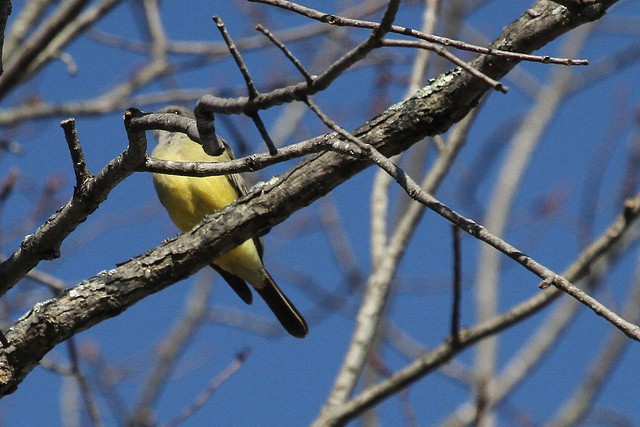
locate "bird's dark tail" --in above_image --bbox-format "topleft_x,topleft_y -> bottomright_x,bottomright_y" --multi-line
211,264 -> 253,305
255,272 -> 308,338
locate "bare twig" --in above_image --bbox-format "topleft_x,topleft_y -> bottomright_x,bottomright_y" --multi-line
256,24 -> 314,84
0,109 -> 148,296
139,108 -> 365,178
161,348 -> 251,427
0,0 -> 123,99
446,187 -> 640,424
451,225 -> 462,344
248,112 -> 277,155
3,0 -> 53,64
61,118 -> 92,188
0,168 -> 18,204
213,16 -> 259,99
370,163 -> 392,265
414,0 -> 440,87
250,0 -> 590,67
207,16 -> 278,155
382,39 -> 506,93
88,0 -> 388,57
66,338 -> 104,427
195,0 -> 402,122
142,0 -> 168,61
21,0 -> 123,85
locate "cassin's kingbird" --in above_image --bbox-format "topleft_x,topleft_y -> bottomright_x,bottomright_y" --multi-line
151,106 -> 308,338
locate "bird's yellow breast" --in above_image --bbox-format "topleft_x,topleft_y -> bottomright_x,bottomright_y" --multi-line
152,172 -> 239,232
151,135 -> 238,232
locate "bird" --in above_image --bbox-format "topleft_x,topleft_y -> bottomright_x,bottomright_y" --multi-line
150,105 -> 308,338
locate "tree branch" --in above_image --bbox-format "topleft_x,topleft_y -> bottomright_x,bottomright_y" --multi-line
0,109 -> 147,295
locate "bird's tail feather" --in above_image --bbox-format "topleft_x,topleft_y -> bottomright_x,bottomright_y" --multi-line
211,264 -> 253,305
255,272 -> 308,338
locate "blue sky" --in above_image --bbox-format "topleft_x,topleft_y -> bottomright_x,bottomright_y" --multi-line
1,1 -> 640,426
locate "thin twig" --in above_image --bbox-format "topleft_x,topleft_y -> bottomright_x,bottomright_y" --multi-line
451,225 -> 462,344
3,0 -> 52,63
142,0 -> 168,61
195,0 -> 402,117
0,0 -> 127,101
160,348 -> 251,427
0,0 -> 91,99
249,112 -> 278,155
318,196 -> 364,288
88,0 -> 387,55
382,39 -> 506,93
61,118 -> 92,188
213,16 -> 259,99
66,338 -> 104,427
207,16 -> 277,154
307,2 -> 406,417
406,0 -> 440,94
0,168 -> 18,203
40,252 -> 104,427
250,0 -> 590,66
22,0 -> 123,83
256,24 -> 314,84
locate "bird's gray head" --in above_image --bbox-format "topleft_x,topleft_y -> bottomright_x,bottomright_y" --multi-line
151,105 -> 195,143
156,105 -> 194,118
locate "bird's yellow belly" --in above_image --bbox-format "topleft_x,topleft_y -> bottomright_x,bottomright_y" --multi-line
153,172 -> 264,285
153,173 -> 235,228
